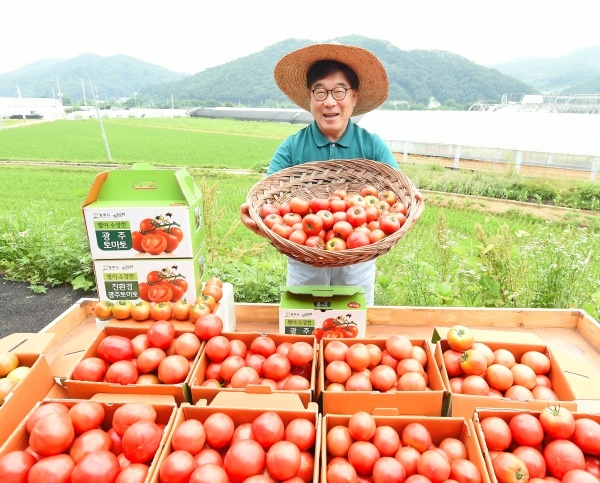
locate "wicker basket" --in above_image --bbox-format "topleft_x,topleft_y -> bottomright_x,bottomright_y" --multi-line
246,159 -> 424,268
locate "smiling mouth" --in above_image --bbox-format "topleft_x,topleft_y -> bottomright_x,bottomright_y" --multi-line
323,113 -> 338,119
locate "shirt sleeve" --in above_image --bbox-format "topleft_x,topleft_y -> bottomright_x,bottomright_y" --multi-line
372,133 -> 399,169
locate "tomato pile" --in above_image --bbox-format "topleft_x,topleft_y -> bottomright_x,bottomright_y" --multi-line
479,406 -> 600,482
326,411 -> 483,482
157,410 -> 316,482
71,320 -> 206,385
131,214 -> 184,255
312,315 -> 359,341
323,335 -> 432,392
94,276 -> 224,323
0,352 -> 31,406
259,185 -> 409,250
200,335 -> 314,391
0,400 -> 165,482
442,325 -> 561,400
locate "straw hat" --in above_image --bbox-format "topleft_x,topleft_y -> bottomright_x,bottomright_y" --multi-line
274,42 -> 388,116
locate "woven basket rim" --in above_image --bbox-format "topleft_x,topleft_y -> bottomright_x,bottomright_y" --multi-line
246,159 -> 423,267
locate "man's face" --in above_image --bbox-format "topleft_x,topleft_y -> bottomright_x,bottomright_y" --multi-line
309,71 -> 357,142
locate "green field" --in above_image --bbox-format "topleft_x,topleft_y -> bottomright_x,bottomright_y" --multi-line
0,118 -> 598,318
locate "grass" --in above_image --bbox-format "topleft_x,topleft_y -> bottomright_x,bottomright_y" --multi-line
0,118 -> 599,319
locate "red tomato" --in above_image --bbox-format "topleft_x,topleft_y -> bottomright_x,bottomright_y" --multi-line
70,428 -> 112,463
386,334 -> 413,360
136,347 -> 166,374
195,313 -> 224,340
439,437 -> 467,463
390,201 -> 408,215
159,230 -> 180,253
509,413 -> 544,447
315,209 -> 335,229
171,419 -> 206,456
140,233 -> 167,255
329,198 -> 347,213
449,458 -> 483,483
70,450 -> 120,483
539,405 -> 575,439
494,348 -> 517,368
379,190 -> 398,206
173,332 -> 201,359
492,452 -> 529,483
301,213 -> 324,236
139,218 -> 158,232
480,416 -> 512,451
262,353 -> 291,381
266,440 -> 301,480
204,412 -> 235,448
511,363 -> 537,389
260,203 -> 280,218
284,418 -> 316,452
72,357 -> 107,382
401,422 -> 432,453
571,418 -> 600,455
379,213 -> 404,234
346,231 -> 371,249
486,363 -> 514,391
544,439 -> 586,479
138,282 -> 151,302
309,197 -> 330,212
167,281 -> 186,302
158,450 -> 198,482
115,463 -> 149,483
287,341 -> 314,367
204,335 -> 231,362
158,354 -> 190,384
283,212 -> 303,226
346,205 -> 368,227
513,446 -> 546,479
347,411 -> 376,442
190,303 -> 211,323
97,335 -> 134,363
112,402 -> 157,437
189,463 -> 228,483
147,320 -> 175,350
250,336 -> 277,358
29,411 -> 75,457
289,229 -> 308,245
252,411 -> 285,450
105,360 -> 138,385
131,231 -> 145,252
305,235 -> 325,249
520,350 -> 551,375
289,197 -> 310,216
171,299 -> 192,320
370,364 -> 397,391
147,283 -> 173,303
29,453 -> 76,482
68,401 -> 105,435
348,440 -> 380,476
417,449 -> 452,482
223,440 -> 267,481
562,469 -> 600,483
372,425 -> 401,457
447,325 -> 475,351
202,283 -> 223,302
122,420 -> 162,463
130,301 -> 151,321
360,185 -> 379,197
263,213 -> 284,229
0,450 -> 37,482
443,349 -> 464,377
332,220 -> 354,240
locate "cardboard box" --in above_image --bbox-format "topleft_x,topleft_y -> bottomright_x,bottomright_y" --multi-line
432,327 -> 578,418
63,326 -> 203,404
151,390 -> 320,483
189,332 -> 316,408
93,243 -> 207,304
317,337 -> 445,416
321,412 -> 491,483
82,164 -> 205,259
279,285 -> 367,337
0,394 -> 177,483
473,408 -> 600,483
0,333 -> 56,446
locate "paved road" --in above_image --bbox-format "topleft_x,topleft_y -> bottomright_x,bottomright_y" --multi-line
0,276 -> 96,339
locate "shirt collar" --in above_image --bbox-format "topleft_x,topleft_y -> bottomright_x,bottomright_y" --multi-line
310,121 -> 355,148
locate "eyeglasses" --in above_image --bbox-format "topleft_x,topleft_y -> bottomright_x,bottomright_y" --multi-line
311,87 -> 352,102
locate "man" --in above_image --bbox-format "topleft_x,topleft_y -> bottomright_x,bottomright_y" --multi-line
240,42 -> 419,305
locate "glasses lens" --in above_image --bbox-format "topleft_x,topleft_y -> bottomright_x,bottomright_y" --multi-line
332,88 -> 347,101
312,89 -> 327,101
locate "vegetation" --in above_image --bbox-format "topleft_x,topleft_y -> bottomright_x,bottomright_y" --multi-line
0,118 -> 598,320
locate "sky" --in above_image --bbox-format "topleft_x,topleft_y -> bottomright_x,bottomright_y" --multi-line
1,0 -> 599,76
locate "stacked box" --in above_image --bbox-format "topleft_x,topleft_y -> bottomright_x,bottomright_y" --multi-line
82,164 -> 208,306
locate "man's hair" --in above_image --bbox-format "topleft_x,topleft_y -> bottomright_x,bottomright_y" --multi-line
306,60 -> 359,89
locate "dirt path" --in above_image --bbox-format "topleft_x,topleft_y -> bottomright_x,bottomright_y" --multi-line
423,190 -> 597,226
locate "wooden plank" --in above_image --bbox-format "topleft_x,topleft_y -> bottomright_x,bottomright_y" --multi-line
40,298 -> 96,351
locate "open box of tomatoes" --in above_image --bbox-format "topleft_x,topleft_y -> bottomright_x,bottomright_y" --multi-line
433,326 -> 578,418
188,333 -> 317,408
474,407 -> 600,482
0,395 -> 177,482
322,411 -> 490,482
317,335 -> 446,416
150,392 -> 321,482
64,324 -> 205,405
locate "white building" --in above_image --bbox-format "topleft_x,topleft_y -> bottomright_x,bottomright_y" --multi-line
0,97 -> 66,120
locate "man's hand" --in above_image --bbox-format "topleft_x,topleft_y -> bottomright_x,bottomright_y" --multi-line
240,202 -> 265,237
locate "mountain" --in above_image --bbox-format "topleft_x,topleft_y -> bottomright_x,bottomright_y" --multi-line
0,53 -> 188,100
489,45 -> 600,94
141,35 -> 535,107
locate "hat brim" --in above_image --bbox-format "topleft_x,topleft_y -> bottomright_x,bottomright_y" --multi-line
274,43 -> 388,117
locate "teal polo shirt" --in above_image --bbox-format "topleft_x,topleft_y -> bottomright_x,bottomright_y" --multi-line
267,121 -> 398,175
